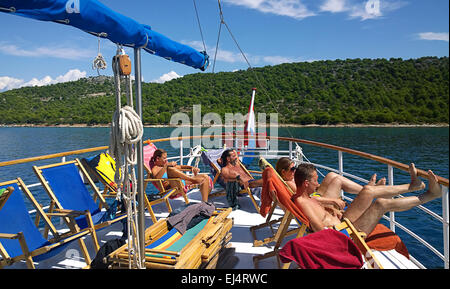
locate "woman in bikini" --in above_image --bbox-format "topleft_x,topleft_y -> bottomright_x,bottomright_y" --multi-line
149,149 -> 212,202
275,157 -> 386,215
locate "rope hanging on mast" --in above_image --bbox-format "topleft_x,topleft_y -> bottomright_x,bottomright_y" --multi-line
92,37 -> 107,75
110,45 -> 144,269
213,0 -> 253,73
212,0 -> 305,152
192,0 -> 207,54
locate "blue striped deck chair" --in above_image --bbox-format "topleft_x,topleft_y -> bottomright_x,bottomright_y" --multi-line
0,179 -> 98,268
33,159 -> 127,232
108,208 -> 233,269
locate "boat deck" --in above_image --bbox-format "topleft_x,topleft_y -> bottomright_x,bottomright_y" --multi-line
3,187 -> 418,269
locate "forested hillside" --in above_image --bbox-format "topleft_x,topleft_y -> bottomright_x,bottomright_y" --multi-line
1,56 -> 448,125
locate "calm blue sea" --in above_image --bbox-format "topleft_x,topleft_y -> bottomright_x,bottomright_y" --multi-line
0,126 -> 448,268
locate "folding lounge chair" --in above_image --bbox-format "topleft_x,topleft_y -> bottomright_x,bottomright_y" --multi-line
107,207 -> 234,269
255,158 -> 384,269
81,152 -> 120,200
33,159 -> 127,232
142,142 -> 192,222
251,159 -> 308,268
0,180 -> 99,268
201,148 -> 261,213
249,163 -> 306,248
201,148 -> 227,189
82,149 -> 181,224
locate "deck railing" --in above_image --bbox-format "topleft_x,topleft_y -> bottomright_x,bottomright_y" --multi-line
1,135 -> 448,269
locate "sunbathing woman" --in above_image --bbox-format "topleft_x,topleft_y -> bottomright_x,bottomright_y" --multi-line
292,162 -> 442,235
149,149 -> 212,202
275,157 -> 385,213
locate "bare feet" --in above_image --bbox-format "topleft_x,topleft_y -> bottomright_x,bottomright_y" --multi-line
408,163 -> 425,191
368,174 -> 386,186
418,170 -> 442,203
426,170 -> 442,199
368,174 -> 377,185
376,178 -> 386,186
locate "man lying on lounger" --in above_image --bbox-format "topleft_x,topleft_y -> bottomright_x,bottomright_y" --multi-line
275,157 -> 385,214
292,162 -> 442,235
219,149 -> 263,189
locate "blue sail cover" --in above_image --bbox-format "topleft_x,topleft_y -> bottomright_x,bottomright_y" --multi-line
0,0 -> 208,70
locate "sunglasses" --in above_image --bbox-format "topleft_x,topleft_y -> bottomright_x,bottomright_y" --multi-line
283,164 -> 296,172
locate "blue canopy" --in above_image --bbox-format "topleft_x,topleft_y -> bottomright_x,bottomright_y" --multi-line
0,0 -> 209,70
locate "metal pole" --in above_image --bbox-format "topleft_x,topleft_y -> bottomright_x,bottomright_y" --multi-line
134,47 -> 145,268
338,151 -> 344,198
388,165 -> 395,232
442,185 -> 449,269
180,140 -> 184,165
289,141 -> 292,159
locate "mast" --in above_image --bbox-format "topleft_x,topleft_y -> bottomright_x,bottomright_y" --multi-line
134,47 -> 145,268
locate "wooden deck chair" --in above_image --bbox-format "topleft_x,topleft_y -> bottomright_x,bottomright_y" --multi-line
200,148 -> 260,213
256,158 -> 383,269
33,159 -> 127,232
83,149 -> 180,224
142,142 -> 193,222
250,158 -> 306,249
81,152 -> 120,200
201,148 -> 227,190
251,159 -> 308,268
107,207 -> 233,269
0,180 -> 99,268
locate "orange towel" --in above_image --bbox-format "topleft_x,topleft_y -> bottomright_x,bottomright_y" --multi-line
260,167 -> 310,228
365,224 -> 409,259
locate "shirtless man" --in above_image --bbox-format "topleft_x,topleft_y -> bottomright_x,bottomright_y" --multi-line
220,149 -> 263,189
275,157 -> 385,213
150,149 -> 211,202
292,163 -> 442,235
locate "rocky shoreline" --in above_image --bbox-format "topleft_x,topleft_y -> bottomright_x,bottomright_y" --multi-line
1,123 -> 448,128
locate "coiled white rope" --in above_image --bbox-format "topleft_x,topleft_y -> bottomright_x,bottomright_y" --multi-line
109,48 -> 144,268
109,106 -> 143,171
92,38 -> 107,74
92,53 -> 107,72
109,106 -> 144,269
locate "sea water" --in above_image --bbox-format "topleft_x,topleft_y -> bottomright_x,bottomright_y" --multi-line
0,126 -> 448,268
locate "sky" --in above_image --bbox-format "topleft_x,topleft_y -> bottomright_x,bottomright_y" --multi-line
0,0 -> 448,92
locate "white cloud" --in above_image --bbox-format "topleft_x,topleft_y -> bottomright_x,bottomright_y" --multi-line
0,42 -> 92,60
348,0 -> 407,20
418,32 -> 449,42
0,69 -> 86,91
185,40 -> 301,66
222,0 -> 315,20
318,0 -> 406,21
349,2 -> 381,20
320,0 -> 349,13
151,71 -> 181,83
260,55 -> 298,65
0,76 -> 24,91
